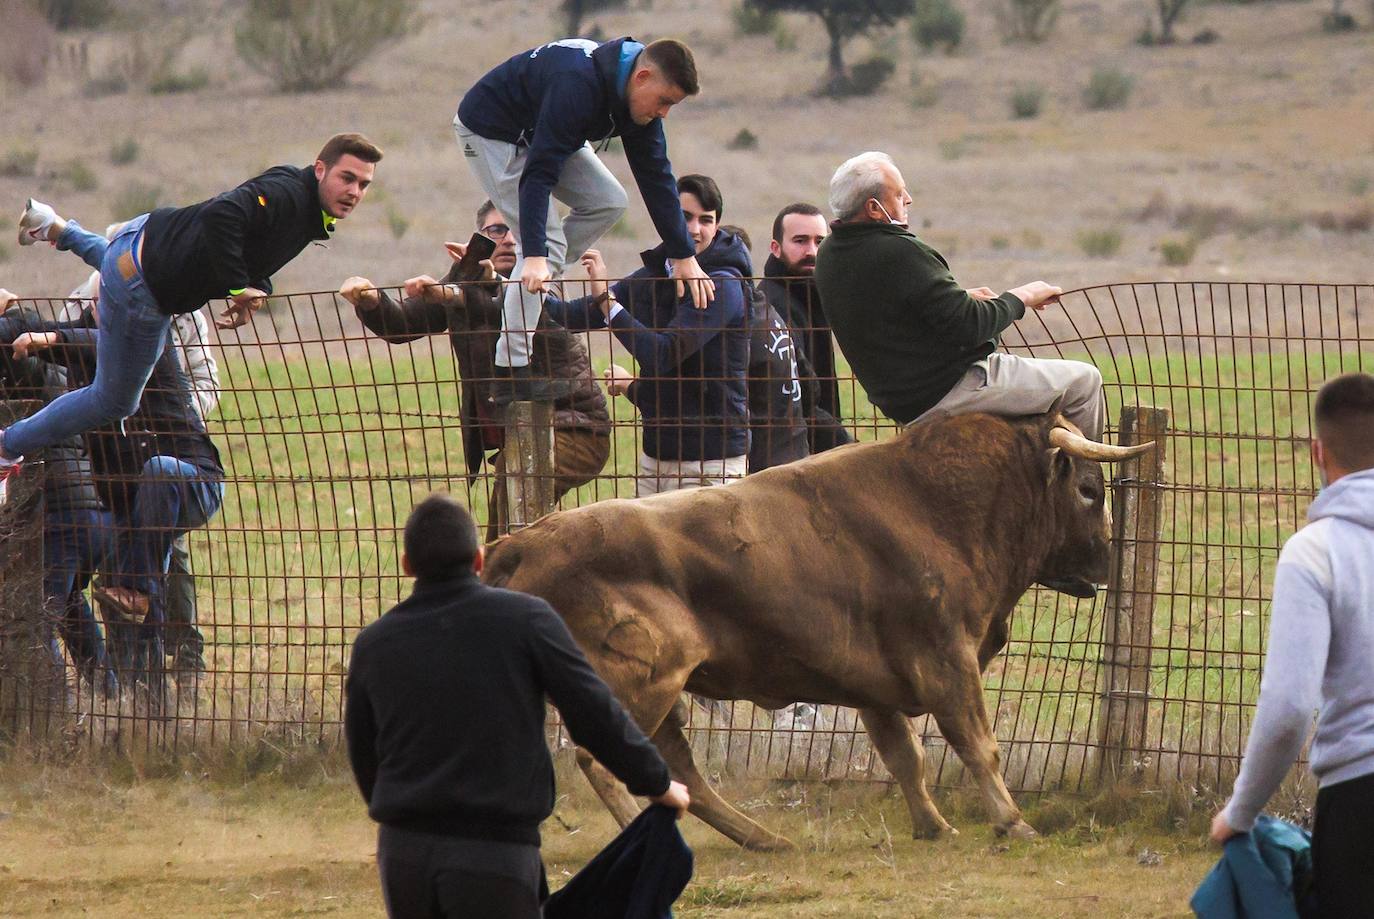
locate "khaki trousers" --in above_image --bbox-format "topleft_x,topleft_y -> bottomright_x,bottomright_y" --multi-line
912,353 -> 1105,440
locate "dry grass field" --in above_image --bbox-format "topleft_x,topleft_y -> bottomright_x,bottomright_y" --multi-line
0,753 -> 1224,918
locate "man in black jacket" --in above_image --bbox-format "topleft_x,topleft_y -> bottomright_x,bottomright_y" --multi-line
339,201 -> 612,541
455,37 -> 714,401
760,203 -> 853,453
345,494 -> 689,918
2,134 -> 381,490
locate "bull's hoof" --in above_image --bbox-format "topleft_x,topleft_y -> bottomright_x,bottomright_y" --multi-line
915,824 -> 959,841
995,820 -> 1039,840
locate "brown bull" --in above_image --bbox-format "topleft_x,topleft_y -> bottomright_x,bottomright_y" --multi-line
482,409 -> 1152,848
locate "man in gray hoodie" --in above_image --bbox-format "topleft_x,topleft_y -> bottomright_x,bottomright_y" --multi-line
1211,372 -> 1374,917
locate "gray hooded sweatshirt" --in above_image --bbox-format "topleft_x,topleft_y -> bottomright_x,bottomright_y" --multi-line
1224,467 -> 1374,831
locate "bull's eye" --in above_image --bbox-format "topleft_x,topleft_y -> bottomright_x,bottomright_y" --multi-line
1078,482 -> 1099,505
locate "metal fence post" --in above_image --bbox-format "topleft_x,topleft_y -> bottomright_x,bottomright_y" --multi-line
0,399 -> 53,742
502,401 -> 557,534
1096,405 -> 1169,783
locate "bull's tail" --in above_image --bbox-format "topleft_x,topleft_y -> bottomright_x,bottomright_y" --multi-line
481,534 -> 523,588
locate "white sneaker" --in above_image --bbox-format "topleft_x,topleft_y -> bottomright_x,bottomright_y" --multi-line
0,454 -> 23,507
17,198 -> 59,247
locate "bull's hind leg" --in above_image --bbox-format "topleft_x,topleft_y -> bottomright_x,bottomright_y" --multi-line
652,702 -> 794,851
858,708 -> 955,839
929,657 -> 1036,839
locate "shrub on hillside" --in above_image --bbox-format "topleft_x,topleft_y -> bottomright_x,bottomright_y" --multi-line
995,0 -> 1059,42
109,138 -> 140,166
54,159 -> 99,193
912,0 -> 964,53
1077,227 -> 1123,258
36,0 -> 113,30
727,128 -> 759,150
1009,84 -> 1044,118
1,149 -> 39,178
1160,237 -> 1197,266
150,68 -> 210,95
732,1 -> 781,34
1083,67 -> 1133,110
832,54 -> 896,97
0,4 -> 55,87
111,182 -> 163,221
235,0 -> 416,93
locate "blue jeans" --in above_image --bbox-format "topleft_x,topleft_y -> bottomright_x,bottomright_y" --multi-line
107,456 -> 223,608
44,507 -> 117,691
1,215 -> 172,458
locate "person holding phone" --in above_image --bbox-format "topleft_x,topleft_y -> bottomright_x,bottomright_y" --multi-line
339,201 -> 612,538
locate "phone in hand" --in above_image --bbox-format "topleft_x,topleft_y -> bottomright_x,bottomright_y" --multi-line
454,232 -> 497,282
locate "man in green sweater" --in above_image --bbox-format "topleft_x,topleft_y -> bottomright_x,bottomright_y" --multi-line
813,151 -> 1103,440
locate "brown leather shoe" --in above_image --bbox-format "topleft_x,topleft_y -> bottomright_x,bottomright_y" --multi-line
93,585 -> 151,621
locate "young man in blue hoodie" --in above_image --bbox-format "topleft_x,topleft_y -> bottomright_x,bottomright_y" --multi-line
543,174 -> 750,496
1211,372 -> 1374,917
454,37 -> 715,403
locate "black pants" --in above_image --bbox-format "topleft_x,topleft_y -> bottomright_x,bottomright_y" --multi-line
1313,770 -> 1374,919
376,825 -> 543,919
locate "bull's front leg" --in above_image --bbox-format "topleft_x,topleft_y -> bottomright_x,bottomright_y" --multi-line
928,657 -> 1037,839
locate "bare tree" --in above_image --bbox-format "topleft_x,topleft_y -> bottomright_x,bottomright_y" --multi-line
746,0 -> 915,94
562,0 -> 628,36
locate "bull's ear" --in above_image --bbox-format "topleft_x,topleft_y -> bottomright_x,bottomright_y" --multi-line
1045,445 -> 1073,484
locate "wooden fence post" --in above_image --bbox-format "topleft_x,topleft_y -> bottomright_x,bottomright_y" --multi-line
1096,405 -> 1169,783
0,399 -> 54,742
502,401 -> 556,534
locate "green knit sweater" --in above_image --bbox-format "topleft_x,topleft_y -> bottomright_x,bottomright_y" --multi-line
814,222 -> 1025,424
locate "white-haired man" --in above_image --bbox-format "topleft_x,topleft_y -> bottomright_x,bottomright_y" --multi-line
814,151 -> 1105,597
814,151 -> 1103,441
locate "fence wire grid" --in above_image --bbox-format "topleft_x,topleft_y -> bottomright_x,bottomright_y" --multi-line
0,278 -> 1368,798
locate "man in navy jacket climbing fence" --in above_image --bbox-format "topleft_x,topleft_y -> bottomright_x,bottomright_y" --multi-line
454,36 -> 716,402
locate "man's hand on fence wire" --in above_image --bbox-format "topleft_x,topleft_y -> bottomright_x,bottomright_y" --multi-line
0,289 -> 17,313
404,275 -> 450,304
1008,281 -> 1063,311
580,249 -> 609,300
603,363 -> 635,397
671,254 -> 715,310
339,277 -> 381,311
12,331 -> 59,359
521,255 -> 552,293
216,288 -> 268,329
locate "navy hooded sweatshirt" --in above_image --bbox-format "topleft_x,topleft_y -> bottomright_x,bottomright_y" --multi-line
544,229 -> 751,463
456,37 -> 695,262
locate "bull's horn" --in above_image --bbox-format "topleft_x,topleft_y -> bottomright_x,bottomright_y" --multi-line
1049,426 -> 1157,462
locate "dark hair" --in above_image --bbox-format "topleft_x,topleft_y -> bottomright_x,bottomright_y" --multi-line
403,493 -> 479,580
1314,372 -> 1374,472
475,199 -> 498,228
317,132 -> 384,168
771,202 -> 825,243
643,39 -> 699,95
677,174 -> 723,220
721,223 -> 752,251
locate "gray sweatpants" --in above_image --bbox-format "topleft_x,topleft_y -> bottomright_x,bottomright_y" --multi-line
913,352 -> 1105,440
454,116 -> 628,368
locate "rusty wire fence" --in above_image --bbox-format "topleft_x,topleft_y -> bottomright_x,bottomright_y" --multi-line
0,279 -> 1369,798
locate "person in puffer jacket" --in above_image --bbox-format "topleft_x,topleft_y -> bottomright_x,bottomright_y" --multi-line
1211,372 -> 1374,919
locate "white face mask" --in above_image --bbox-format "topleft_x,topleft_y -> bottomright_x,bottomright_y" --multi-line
871,198 -> 906,228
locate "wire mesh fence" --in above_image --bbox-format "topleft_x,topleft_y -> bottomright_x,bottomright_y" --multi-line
0,278 -> 1368,798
